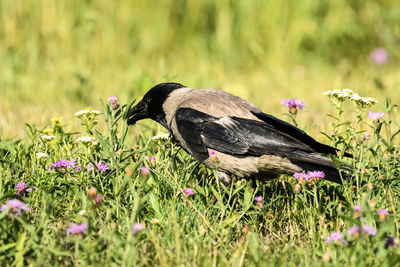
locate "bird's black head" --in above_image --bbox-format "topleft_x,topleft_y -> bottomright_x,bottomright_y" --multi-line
127,82 -> 186,128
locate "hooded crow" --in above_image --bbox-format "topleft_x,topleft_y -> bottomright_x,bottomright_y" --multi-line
127,82 -> 352,185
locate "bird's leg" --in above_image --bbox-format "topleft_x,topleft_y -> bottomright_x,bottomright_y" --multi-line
217,171 -> 232,188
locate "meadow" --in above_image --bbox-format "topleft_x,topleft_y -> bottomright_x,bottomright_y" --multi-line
1,0 -> 400,266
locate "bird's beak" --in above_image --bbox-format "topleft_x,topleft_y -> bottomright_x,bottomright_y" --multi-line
127,100 -> 149,125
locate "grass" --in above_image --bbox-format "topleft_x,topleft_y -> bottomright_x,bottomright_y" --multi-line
1,0 -> 400,266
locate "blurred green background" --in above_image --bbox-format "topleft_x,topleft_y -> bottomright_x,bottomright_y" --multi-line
1,0 -> 399,138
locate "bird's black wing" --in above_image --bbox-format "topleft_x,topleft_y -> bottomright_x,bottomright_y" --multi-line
175,108 -> 316,157
251,111 -> 352,157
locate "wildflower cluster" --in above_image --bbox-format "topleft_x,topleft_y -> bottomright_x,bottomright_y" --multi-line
324,88 -> 378,108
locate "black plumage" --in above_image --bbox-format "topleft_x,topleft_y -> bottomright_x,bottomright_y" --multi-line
127,82 -> 352,185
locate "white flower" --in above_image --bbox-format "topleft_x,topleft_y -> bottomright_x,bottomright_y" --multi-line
35,152 -> 49,159
350,93 -> 362,101
360,97 -> 378,105
79,210 -> 87,216
41,135 -> 56,141
74,109 -> 101,117
76,136 -> 98,145
151,132 -> 170,141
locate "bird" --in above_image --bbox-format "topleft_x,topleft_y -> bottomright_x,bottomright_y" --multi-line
127,82 -> 352,186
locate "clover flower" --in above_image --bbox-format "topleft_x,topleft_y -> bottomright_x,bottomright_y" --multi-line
50,159 -> 78,172
378,208 -> 389,220
280,98 -> 305,114
65,222 -> 88,235
362,224 -> 376,236
325,232 -> 343,243
16,183 -> 36,198
74,108 -> 101,117
151,132 -> 170,141
131,223 -> 144,235
348,226 -> 361,237
35,152 -> 49,159
368,111 -> 385,121
108,96 -> 119,110
370,48 -> 388,65
0,199 -> 30,217
140,166 -> 150,177
255,195 -> 264,208
76,136 -> 98,145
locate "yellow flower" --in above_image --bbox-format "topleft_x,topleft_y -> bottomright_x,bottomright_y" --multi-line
51,117 -> 63,125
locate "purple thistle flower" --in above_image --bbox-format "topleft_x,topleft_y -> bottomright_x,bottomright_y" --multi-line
325,232 -> 343,243
254,195 -> 264,208
348,226 -> 361,236
370,48 -> 388,65
96,161 -> 110,172
181,188 -> 194,196
254,196 -> 263,202
0,199 -> 30,217
65,222 -> 88,235
294,172 -> 310,180
108,96 -> 119,110
307,171 -> 325,179
140,166 -> 150,177
362,224 -> 376,236
150,156 -> 156,162
368,111 -> 385,121
131,222 -> 144,235
378,208 -> 389,216
50,159 -> 77,171
16,182 -> 26,196
353,205 -> 361,212
75,166 -> 82,172
86,163 -> 94,171
95,194 -> 104,204
280,98 -> 306,113
16,182 -> 36,198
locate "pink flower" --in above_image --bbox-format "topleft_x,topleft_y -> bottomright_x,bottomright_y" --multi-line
281,98 -> 305,114
378,208 -> 389,216
325,232 -> 343,243
140,166 -> 150,177
50,159 -> 78,172
108,96 -> 119,110
131,222 -> 144,235
307,171 -> 325,179
370,48 -> 388,65
348,226 -> 361,236
181,188 -> 194,196
254,195 -> 264,208
66,222 -> 88,235
0,199 -> 30,217
353,205 -> 361,212
362,224 -> 376,236
368,112 -> 385,121
96,161 -> 110,172
16,182 -> 36,198
294,172 -> 310,180
95,194 -> 104,204
86,163 -> 94,171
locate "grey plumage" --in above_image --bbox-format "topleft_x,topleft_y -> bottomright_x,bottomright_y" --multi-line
127,82 -> 352,185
